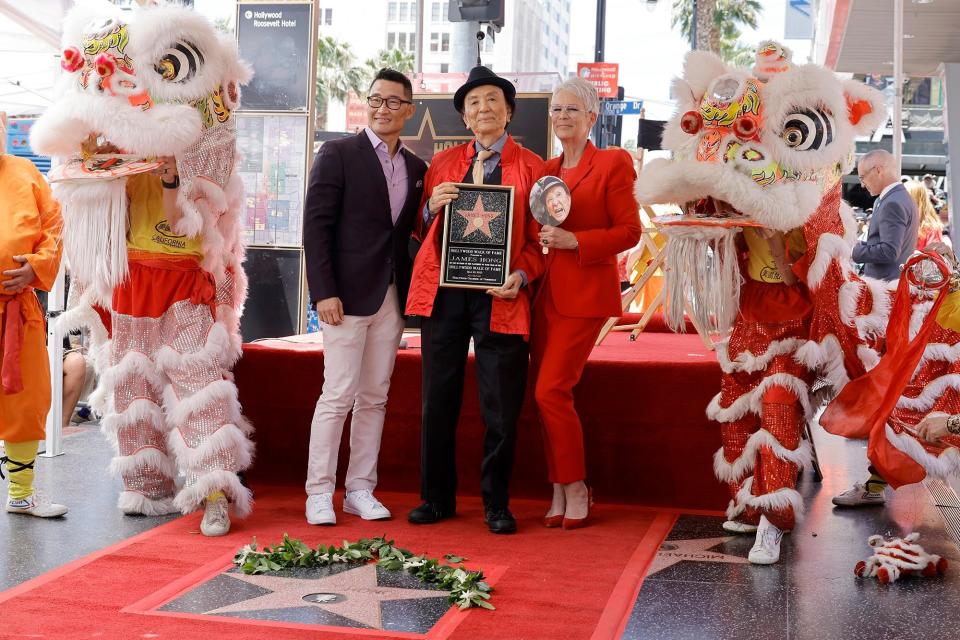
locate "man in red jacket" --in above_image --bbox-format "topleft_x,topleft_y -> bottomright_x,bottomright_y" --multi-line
406,66 -> 545,534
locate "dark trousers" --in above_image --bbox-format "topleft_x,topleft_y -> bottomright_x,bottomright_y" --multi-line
420,287 -> 528,511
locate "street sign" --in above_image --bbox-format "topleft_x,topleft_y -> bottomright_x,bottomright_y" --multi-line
577,62 -> 619,98
602,100 -> 643,116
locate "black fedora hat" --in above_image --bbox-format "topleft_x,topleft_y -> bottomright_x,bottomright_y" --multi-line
453,65 -> 516,114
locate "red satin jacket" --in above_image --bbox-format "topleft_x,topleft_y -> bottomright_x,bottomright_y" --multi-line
406,136 -> 545,336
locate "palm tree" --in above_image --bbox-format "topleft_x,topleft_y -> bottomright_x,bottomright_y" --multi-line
364,49 -> 415,77
213,16 -> 234,35
315,35 -> 367,131
672,0 -> 761,60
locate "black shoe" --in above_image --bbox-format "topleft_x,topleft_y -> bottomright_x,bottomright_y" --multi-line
485,507 -> 517,534
408,501 -> 456,524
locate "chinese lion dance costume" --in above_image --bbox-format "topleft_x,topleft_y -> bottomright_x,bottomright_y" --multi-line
822,244 -> 960,492
855,532 -> 947,584
31,1 -> 254,534
636,42 -> 888,563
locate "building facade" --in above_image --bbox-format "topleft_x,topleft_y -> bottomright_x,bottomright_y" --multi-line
317,0 -> 570,129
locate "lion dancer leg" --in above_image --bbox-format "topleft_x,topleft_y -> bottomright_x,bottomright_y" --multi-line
106,258 -> 253,535
711,278 -> 813,564
713,369 -> 763,533
155,267 -> 253,536
103,313 -> 178,515
745,370 -> 810,565
714,370 -> 810,564
752,387 -> 805,531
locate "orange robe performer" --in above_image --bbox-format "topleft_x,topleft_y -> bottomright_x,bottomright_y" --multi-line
0,152 -> 67,518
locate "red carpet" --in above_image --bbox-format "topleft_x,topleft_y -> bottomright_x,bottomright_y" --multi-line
0,487 -> 676,639
236,316 -> 727,511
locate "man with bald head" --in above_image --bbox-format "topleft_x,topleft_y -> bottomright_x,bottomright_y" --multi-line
851,149 -> 918,281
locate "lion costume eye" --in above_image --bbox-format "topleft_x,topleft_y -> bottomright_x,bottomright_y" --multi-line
154,41 -> 204,82
783,127 -> 803,147
781,107 -> 834,151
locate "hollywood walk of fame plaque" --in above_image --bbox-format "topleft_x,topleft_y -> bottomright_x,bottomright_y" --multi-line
440,183 -> 515,289
156,563 -> 451,633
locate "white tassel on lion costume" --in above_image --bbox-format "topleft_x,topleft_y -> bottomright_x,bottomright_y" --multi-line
663,225 -> 742,335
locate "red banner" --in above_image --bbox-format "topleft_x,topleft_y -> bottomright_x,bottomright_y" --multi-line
344,91 -> 368,133
576,62 -> 619,98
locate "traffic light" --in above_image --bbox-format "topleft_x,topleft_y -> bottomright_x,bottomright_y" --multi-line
448,0 -> 505,28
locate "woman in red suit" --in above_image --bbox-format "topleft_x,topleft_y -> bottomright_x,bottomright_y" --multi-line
533,78 -> 642,529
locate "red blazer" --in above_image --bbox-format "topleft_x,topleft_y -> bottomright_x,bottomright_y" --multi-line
405,136 -> 546,336
538,143 -> 641,318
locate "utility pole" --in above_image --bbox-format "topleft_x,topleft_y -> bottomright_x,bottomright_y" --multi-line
414,0 -> 425,73
594,0 -> 606,62
450,19 -> 480,72
592,0 -> 606,147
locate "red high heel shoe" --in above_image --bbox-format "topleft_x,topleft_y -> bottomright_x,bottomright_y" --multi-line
543,513 -> 564,528
543,484 -> 565,527
562,486 -> 593,530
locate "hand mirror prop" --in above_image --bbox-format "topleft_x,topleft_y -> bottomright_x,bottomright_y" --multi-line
529,175 -> 571,254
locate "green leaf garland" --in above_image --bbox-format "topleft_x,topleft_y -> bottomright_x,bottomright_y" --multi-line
233,534 -> 494,610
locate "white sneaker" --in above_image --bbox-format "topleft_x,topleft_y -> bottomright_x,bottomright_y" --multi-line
306,492 -> 336,525
722,519 -> 758,534
7,491 -> 68,518
748,515 -> 784,565
832,482 -> 886,507
343,489 -> 391,520
200,495 -> 231,537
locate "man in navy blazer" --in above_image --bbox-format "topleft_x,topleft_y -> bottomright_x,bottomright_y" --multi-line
834,149 -> 919,509
851,149 -> 918,281
303,69 -> 427,525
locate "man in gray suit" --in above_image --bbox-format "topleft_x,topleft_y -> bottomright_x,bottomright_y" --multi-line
833,149 -> 919,508
851,149 -> 918,281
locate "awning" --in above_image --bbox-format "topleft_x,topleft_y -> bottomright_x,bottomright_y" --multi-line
0,0 -> 67,117
824,0 -> 960,76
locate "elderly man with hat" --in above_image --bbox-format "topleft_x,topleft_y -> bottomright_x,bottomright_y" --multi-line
405,66 -> 545,534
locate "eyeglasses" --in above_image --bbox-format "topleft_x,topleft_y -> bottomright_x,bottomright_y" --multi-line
367,96 -> 412,110
550,105 -> 583,117
857,165 -> 878,184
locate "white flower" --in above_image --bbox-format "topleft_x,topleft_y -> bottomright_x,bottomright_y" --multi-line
403,557 -> 427,569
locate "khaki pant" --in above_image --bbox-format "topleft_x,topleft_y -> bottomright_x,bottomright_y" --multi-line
305,285 -> 405,495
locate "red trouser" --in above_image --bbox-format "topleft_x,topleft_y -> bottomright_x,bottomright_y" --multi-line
530,287 -> 607,484
714,280 -> 812,531
718,377 -> 806,530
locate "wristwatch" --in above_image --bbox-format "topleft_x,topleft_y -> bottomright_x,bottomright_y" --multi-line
161,175 -> 180,189
947,414 -> 960,436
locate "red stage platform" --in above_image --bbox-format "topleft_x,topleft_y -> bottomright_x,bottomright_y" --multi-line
234,318 -> 727,511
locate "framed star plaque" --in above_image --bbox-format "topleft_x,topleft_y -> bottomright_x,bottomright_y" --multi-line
439,183 -> 515,289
